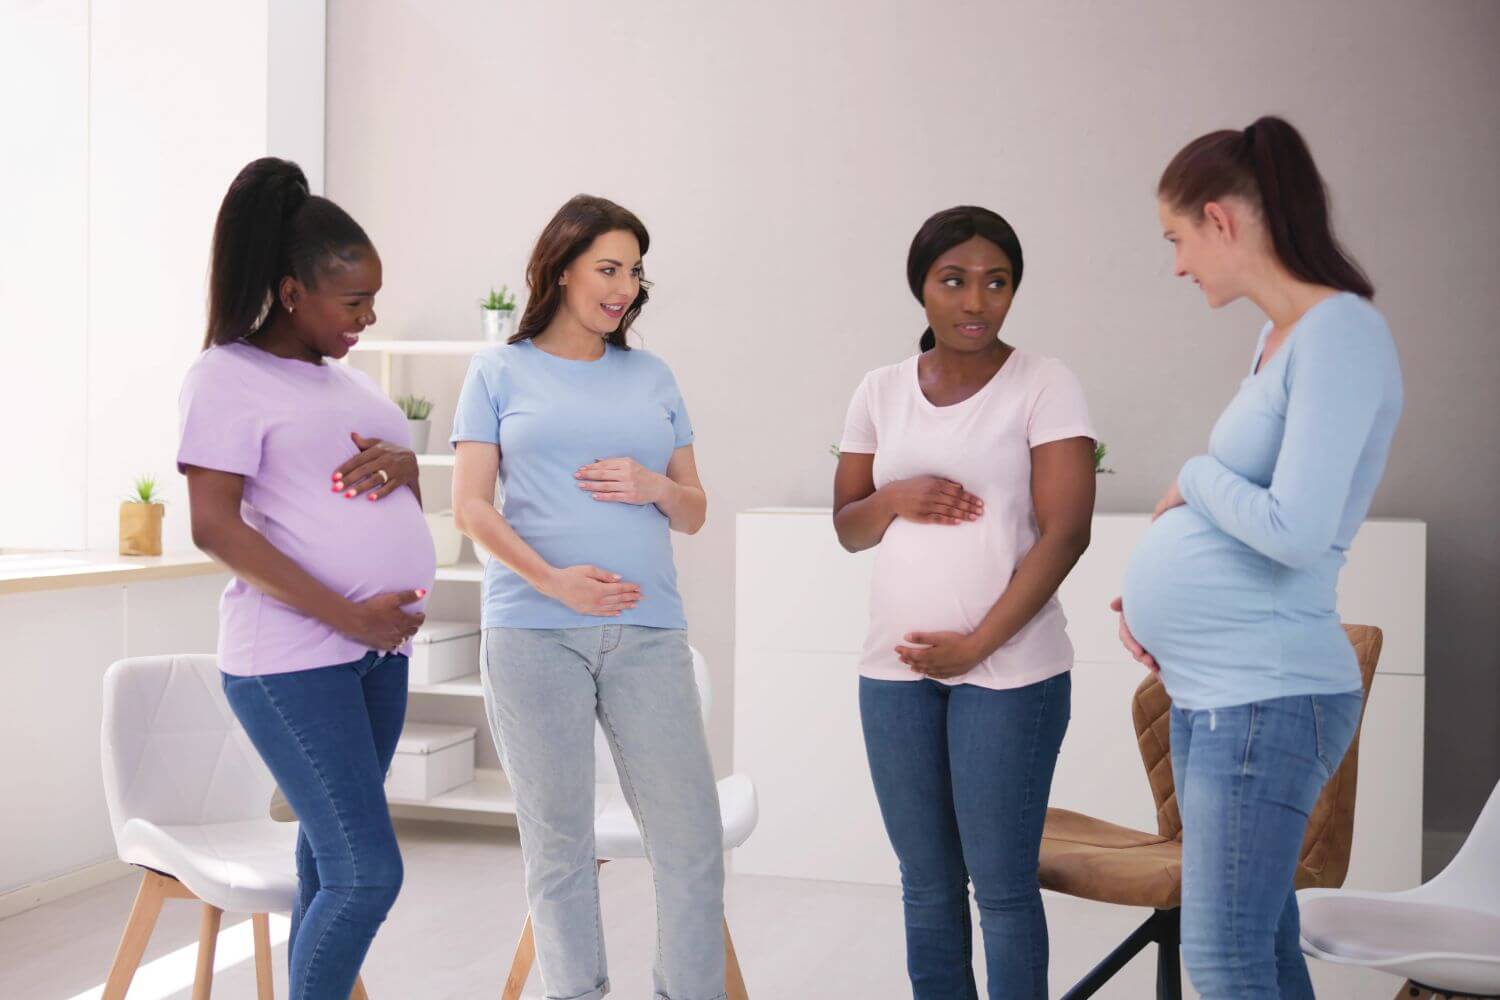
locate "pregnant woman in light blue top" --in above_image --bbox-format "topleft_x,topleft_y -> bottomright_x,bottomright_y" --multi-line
1116,117 -> 1403,999
451,196 -> 724,1000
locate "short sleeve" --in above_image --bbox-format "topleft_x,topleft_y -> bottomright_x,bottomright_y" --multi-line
450,354 -> 505,446
1027,359 -> 1096,448
176,355 -> 264,477
664,369 -> 695,448
838,373 -> 878,454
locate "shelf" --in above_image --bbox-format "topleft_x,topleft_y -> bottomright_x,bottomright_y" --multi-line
348,339 -> 492,356
417,453 -> 456,468
387,767 -> 515,814
435,563 -> 484,583
409,672 -> 484,698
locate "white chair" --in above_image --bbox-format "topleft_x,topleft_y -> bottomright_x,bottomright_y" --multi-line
1299,778 -> 1500,999
501,646 -> 759,1000
100,653 -> 367,999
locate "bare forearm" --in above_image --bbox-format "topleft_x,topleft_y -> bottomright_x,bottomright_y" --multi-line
454,498 -> 557,594
194,520 -> 358,633
833,489 -> 896,552
967,529 -> 1090,658
654,476 -> 707,534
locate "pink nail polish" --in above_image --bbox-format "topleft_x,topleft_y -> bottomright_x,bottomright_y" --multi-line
367,494 -> 377,501
346,490 -> 356,498
332,484 -> 341,492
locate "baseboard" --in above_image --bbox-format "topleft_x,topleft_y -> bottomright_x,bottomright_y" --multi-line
0,859 -> 134,920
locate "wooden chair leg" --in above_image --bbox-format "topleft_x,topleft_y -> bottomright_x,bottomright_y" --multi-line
724,918 -> 748,1000
102,871 -> 172,1000
191,903 -> 224,1000
502,913 -> 536,1000
350,974 -> 370,1000
252,913 -> 275,1000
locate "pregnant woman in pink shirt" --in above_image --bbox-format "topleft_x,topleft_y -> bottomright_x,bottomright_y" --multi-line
178,158 -> 435,999
833,206 -> 1097,999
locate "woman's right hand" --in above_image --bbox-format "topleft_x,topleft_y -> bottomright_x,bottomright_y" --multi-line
344,589 -> 428,652
884,476 -> 984,525
543,565 -> 642,617
1110,596 -> 1158,672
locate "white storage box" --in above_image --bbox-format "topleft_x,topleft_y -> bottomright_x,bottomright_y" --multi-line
386,723 -> 476,801
409,620 -> 481,685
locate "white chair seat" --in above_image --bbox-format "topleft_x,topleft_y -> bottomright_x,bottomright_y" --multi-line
595,774 -> 759,861
117,816 -> 299,915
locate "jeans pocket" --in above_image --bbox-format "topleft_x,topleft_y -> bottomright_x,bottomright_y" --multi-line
1311,694 -> 1361,776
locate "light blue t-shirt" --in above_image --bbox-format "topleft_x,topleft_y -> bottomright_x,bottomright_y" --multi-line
450,339 -> 694,629
1122,293 -> 1403,710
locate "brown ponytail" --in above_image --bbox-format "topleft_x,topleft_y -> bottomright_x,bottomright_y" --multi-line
1158,116 -> 1374,299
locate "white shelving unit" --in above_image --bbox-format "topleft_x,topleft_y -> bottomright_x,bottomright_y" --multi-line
350,338 -> 512,821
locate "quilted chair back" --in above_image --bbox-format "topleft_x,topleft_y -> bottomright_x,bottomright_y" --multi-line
1130,624 -> 1383,891
101,654 -> 275,840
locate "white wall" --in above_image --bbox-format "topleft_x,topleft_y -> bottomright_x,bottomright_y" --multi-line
85,0 -> 327,554
325,0 -> 1500,835
1,1 -> 89,550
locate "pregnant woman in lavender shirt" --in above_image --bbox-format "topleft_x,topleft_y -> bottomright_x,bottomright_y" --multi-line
178,158 -> 436,999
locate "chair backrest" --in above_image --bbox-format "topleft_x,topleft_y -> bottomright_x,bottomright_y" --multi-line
594,645 -> 710,786
1424,776 -> 1500,913
1131,624 -> 1383,890
101,654 -> 277,840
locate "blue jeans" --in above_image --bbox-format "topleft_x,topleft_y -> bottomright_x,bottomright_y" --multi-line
1172,691 -> 1363,999
860,672 -> 1071,1000
222,652 -> 408,1000
483,625 -> 725,1000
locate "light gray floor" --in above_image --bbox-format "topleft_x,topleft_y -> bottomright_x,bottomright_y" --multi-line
0,820 -> 1406,999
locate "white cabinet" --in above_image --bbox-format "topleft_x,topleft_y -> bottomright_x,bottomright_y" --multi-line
733,510 -> 1426,894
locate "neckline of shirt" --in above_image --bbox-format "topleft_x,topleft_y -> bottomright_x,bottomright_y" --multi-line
521,336 -> 617,367
910,347 -> 1023,415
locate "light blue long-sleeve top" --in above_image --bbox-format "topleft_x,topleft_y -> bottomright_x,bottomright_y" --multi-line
1122,292 -> 1403,710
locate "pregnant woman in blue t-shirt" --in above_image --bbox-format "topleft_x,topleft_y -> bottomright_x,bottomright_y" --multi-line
451,196 -> 723,1000
1115,117 -> 1403,998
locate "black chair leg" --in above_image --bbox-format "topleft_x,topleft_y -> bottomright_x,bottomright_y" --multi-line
1062,908 -> 1182,1000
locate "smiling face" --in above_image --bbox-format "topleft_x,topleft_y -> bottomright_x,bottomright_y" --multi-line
1158,196 -> 1263,310
558,229 -> 643,337
278,250 -> 382,359
922,236 -> 1016,352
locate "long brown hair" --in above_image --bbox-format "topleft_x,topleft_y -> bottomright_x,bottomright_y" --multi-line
204,157 -> 373,348
1158,116 -> 1374,299
511,195 -> 652,349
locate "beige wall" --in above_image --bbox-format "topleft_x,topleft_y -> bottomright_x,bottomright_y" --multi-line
326,0 -> 1500,837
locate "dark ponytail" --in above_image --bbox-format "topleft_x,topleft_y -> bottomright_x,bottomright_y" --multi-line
906,206 -> 1024,352
204,157 -> 375,348
1158,116 -> 1374,299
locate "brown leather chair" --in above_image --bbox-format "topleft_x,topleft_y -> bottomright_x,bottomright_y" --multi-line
1039,624 -> 1384,999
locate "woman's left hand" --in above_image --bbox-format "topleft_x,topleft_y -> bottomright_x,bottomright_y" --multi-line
1152,481 -> 1186,521
333,432 -> 419,501
895,631 -> 983,679
575,458 -> 666,506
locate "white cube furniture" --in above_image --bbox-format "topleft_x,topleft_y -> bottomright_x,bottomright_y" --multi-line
732,508 -> 1426,998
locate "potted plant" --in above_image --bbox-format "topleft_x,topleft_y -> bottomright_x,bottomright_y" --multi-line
397,394 -> 434,453
480,285 -> 518,341
120,475 -> 165,556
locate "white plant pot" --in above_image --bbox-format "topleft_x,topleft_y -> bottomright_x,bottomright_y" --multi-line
482,308 -> 515,342
407,418 -> 431,454
425,510 -> 464,566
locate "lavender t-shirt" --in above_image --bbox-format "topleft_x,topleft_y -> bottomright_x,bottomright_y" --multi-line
177,342 -> 436,676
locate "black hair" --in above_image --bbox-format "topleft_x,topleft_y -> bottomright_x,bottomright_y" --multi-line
907,206 -> 1024,352
204,157 -> 375,348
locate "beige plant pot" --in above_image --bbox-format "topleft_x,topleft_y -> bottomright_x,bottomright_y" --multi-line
119,502 -> 164,556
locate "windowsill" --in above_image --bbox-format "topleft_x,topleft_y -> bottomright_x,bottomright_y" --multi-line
0,549 -> 221,595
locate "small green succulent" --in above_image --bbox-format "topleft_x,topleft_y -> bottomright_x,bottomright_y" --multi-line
126,475 -> 162,504
482,285 -> 517,311
396,394 -> 434,421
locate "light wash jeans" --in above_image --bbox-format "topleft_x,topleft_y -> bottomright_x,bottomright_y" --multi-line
1173,691 -> 1363,998
482,624 -> 726,1000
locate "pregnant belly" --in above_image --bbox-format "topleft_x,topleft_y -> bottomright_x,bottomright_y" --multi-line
869,518 -> 1014,636
1121,507 -> 1273,663
264,493 -> 437,602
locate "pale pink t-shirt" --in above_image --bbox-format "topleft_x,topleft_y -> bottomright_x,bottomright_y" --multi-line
839,348 -> 1095,689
